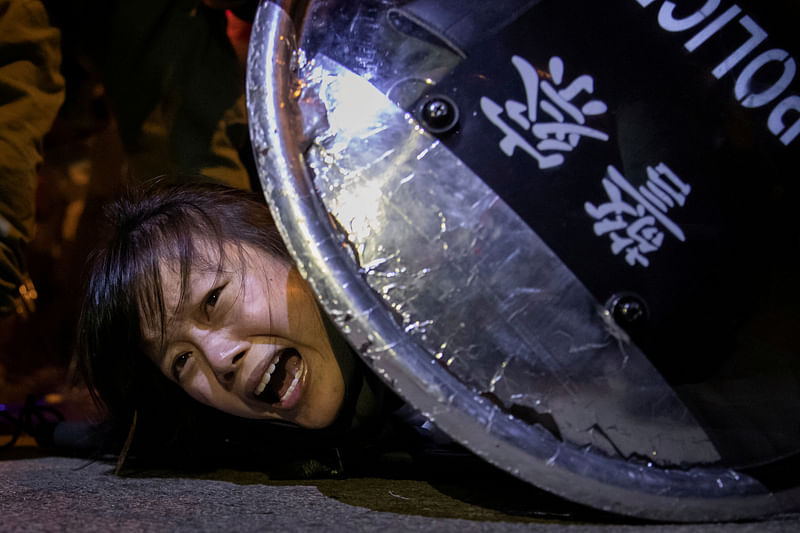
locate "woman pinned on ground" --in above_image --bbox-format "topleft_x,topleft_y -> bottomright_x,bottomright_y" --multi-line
78,180 -> 426,474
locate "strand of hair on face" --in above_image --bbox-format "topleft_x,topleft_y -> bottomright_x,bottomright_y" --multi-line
114,410 -> 138,475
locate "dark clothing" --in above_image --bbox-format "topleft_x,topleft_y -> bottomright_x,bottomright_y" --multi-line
0,0 -> 64,315
71,0 -> 252,189
322,308 -> 404,439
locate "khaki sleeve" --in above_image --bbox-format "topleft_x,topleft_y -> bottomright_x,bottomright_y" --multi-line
0,0 -> 65,314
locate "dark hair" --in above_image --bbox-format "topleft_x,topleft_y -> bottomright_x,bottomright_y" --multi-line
79,181 -> 413,473
78,181 -> 293,465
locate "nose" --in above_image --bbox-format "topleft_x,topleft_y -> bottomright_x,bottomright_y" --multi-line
199,330 -> 249,385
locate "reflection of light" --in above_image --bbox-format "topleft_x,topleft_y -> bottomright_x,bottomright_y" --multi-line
325,69 -> 396,142
334,179 -> 384,243
44,393 -> 64,405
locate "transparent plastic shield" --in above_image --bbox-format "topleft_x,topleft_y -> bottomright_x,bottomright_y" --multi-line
247,0 -> 800,521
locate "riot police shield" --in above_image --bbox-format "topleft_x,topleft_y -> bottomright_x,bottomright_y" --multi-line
246,0 -> 800,521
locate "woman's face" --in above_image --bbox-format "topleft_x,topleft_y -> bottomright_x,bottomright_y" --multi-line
142,241 -> 345,429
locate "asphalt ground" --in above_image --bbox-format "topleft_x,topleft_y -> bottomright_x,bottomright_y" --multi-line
1,445 -> 798,533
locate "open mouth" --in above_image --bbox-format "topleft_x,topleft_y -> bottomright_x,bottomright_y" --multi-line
254,348 -> 303,405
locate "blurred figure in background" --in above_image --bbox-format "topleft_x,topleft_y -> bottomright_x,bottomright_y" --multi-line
1,1 -> 258,445
0,0 -> 64,323
64,0 -> 258,189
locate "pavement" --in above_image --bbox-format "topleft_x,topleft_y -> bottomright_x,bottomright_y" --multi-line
1,445 -> 798,533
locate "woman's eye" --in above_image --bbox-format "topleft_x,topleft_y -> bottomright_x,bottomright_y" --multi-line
172,352 -> 191,381
205,286 -> 223,311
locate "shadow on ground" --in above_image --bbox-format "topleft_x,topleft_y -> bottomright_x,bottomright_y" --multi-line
98,450 -> 637,525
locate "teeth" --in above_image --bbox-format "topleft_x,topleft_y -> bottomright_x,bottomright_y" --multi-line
280,371 -> 301,402
255,360 -> 277,396
254,352 -> 302,403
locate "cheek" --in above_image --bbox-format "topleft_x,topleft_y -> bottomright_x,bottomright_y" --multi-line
303,351 -> 346,427
182,367 -> 256,418
239,273 -> 289,330
184,372 -> 222,409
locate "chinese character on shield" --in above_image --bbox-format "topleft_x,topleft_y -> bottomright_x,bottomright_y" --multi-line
585,163 -> 692,267
481,55 -> 609,170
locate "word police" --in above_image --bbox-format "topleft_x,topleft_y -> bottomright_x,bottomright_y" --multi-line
635,0 -> 799,146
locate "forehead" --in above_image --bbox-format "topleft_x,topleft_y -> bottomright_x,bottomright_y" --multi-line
157,239 -> 217,299
141,240 -> 256,349
155,239 -> 285,312
157,240 -> 242,308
